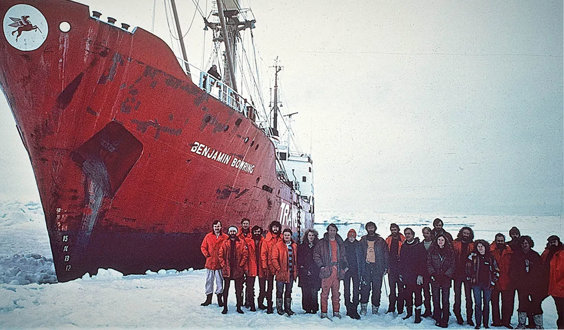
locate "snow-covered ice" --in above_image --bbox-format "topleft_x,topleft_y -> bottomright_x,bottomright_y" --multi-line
0,200 -> 560,328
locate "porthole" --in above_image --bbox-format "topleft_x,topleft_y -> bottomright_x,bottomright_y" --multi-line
224,125 -> 229,132
255,144 -> 259,150
204,115 -> 211,123
59,21 -> 71,33
244,137 -> 249,143
250,140 -> 255,146
235,118 -> 242,126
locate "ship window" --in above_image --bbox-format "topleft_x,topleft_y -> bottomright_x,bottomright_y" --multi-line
302,176 -> 307,182
235,118 -> 242,126
204,115 -> 211,123
255,144 -> 259,150
309,167 -> 311,173
59,22 -> 71,33
224,125 -> 229,132
244,137 -> 249,143
262,185 -> 273,193
279,152 -> 287,160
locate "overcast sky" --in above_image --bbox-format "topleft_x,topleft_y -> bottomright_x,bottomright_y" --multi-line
0,0 -> 562,216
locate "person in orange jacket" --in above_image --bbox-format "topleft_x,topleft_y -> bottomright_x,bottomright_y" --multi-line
219,225 -> 249,314
260,220 -> 282,314
490,233 -> 514,328
314,223 -> 349,319
271,228 -> 298,316
452,226 -> 475,326
541,235 -> 563,329
242,224 -> 261,312
200,219 -> 228,307
237,218 -> 252,309
386,223 -> 406,315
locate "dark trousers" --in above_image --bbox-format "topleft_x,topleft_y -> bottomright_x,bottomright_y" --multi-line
454,278 -> 473,321
554,296 -> 564,329
388,271 -> 404,312
404,283 -> 423,309
491,288 -> 514,326
245,276 -> 256,306
344,270 -> 361,308
301,286 -> 319,312
261,275 -> 274,306
473,285 -> 492,327
517,288 -> 543,315
423,276 -> 433,314
223,277 -> 244,307
432,281 -> 451,325
360,263 -> 384,307
276,276 -> 294,299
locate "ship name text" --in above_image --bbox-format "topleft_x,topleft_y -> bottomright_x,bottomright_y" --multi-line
190,141 -> 255,174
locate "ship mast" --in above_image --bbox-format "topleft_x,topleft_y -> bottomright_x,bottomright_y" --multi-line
215,0 -> 238,92
271,60 -> 282,137
170,0 -> 191,76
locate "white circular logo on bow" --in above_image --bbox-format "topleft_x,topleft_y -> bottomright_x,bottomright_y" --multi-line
3,4 -> 48,51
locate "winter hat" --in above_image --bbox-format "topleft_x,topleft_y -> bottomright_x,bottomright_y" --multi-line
347,229 -> 357,238
228,225 -> 238,233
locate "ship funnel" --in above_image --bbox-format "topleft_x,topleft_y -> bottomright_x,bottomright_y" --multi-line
121,23 -> 130,30
107,17 -> 117,24
92,11 -> 102,19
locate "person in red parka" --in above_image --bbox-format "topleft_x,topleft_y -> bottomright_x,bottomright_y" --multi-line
490,233 -> 514,328
242,225 -> 262,312
452,226 -> 475,326
271,228 -> 298,316
238,218 -> 252,308
200,219 -> 228,307
541,235 -> 563,329
260,220 -> 282,314
218,225 -> 249,314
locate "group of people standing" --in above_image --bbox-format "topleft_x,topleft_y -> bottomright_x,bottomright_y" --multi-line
200,217 -> 563,329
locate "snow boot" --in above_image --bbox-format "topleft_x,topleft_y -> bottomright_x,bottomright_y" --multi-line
516,312 -> 527,329
360,303 -> 367,316
415,308 -> 422,324
422,308 -> 432,318
222,305 -> 228,314
249,301 -> 256,312
201,294 -> 213,306
276,298 -> 284,315
372,304 -> 380,314
527,314 -> 536,329
455,313 -> 464,325
217,294 -> 224,307
333,311 -> 342,319
320,312 -> 329,319
403,307 -> 413,320
284,298 -> 295,316
266,300 -> 274,314
533,314 -> 543,329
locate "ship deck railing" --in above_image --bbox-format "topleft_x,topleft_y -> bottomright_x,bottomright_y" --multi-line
198,71 -> 258,121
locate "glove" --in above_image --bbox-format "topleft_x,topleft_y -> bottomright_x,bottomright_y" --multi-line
416,275 -> 423,286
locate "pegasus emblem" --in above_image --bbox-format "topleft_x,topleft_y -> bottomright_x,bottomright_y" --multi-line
9,15 -> 42,41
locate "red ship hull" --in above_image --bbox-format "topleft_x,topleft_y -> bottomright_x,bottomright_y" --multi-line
0,0 -> 313,281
